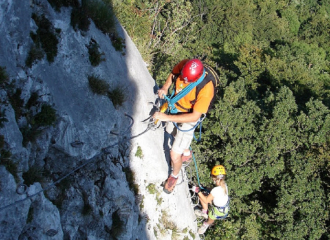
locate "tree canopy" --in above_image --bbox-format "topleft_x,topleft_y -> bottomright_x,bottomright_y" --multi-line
113,0 -> 330,238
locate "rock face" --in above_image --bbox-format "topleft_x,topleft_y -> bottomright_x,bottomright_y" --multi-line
0,0 -> 199,239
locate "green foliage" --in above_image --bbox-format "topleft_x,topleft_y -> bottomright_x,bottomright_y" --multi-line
88,75 -> 125,107
113,0 -> 198,66
110,210 -> 125,237
150,53 -> 177,86
82,202 -> 92,216
297,2 -> 330,59
111,35 -> 125,53
20,126 -> 41,147
139,195 -> 144,210
0,109 -> 8,128
113,0 -> 330,238
31,1 -> 330,238
171,227 -> 179,240
18,102 -> 55,144
135,145 -> 143,159
88,75 -> 110,95
234,45 -> 265,90
8,88 -> 24,121
31,13 -> 60,63
47,0 -> 79,12
8,89 -> 56,146
70,2 -> 90,32
0,66 -> 9,86
194,83 -> 330,239
115,0 -> 330,107
0,149 -> 19,183
81,192 -> 93,216
112,1 -> 153,62
281,7 -> 300,36
22,165 -> 44,186
20,103 -> 56,145
1,149 -> 12,161
146,183 -> 156,194
107,86 -> 125,108
146,183 -> 163,205
25,45 -> 44,68
25,92 -> 39,109
87,40 -> 106,66
153,227 -> 158,238
0,135 -> 4,149
123,166 -> 139,195
26,206 -> 34,223
188,230 -> 195,239
159,210 -> 178,233
33,104 -> 56,126
70,0 -> 126,52
86,0 -> 116,34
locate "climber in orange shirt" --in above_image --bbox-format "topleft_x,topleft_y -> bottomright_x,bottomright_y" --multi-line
153,59 -> 214,194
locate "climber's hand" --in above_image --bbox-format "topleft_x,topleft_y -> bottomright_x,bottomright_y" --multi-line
192,186 -> 200,193
153,112 -> 169,122
157,89 -> 167,99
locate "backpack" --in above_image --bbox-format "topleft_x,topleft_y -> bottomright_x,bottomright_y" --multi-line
193,63 -> 220,111
173,62 -> 220,112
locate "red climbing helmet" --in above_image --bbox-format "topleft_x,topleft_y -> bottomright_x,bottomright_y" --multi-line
181,59 -> 204,82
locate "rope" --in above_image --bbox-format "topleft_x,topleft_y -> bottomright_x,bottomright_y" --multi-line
190,147 -> 209,193
0,113 -> 152,212
183,152 -> 230,228
195,122 -> 202,142
173,114 -> 206,142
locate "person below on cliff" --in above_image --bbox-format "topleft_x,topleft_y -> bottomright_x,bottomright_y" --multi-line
153,59 -> 214,194
192,165 -> 230,234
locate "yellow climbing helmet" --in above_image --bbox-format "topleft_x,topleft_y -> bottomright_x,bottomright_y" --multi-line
211,165 -> 226,177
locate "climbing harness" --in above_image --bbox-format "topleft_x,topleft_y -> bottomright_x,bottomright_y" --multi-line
173,113 -> 206,142
211,198 -> 230,220
182,149 -> 230,224
149,69 -> 207,141
163,68 -> 206,115
148,68 -> 206,129
145,63 -> 227,231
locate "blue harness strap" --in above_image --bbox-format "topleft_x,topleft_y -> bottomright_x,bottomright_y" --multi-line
164,69 -> 206,114
173,114 -> 206,142
162,69 -> 207,140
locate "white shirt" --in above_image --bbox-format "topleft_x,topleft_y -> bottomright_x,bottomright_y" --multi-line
211,185 -> 229,207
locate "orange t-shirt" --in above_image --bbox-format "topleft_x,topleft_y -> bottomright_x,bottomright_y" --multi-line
172,60 -> 214,113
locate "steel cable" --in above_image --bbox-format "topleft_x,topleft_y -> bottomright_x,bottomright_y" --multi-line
0,113 -> 151,212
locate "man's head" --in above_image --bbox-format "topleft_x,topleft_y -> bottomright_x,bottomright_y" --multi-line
181,59 -> 204,83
